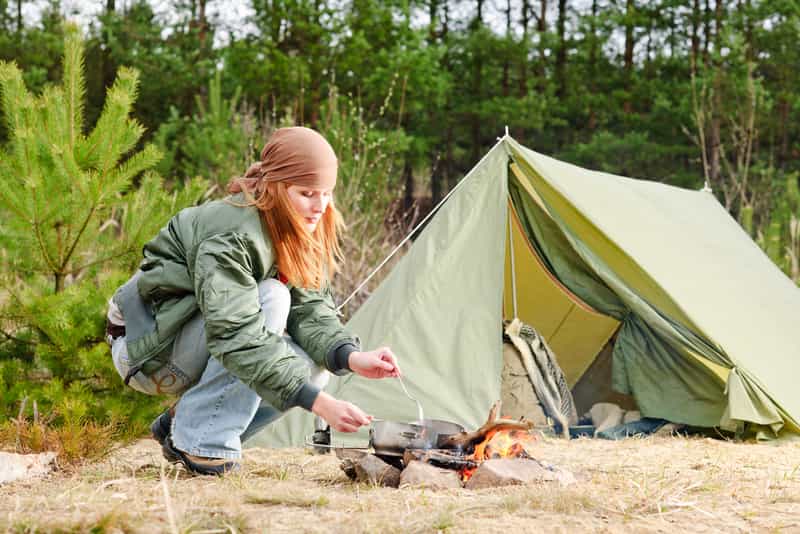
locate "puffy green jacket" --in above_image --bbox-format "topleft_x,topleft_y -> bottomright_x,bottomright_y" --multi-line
122,193 -> 359,411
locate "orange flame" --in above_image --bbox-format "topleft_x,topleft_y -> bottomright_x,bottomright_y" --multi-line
461,428 -> 538,481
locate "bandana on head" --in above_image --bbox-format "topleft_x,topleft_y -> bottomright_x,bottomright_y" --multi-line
244,127 -> 338,189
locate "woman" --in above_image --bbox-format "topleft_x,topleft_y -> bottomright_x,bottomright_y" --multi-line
107,127 -> 399,475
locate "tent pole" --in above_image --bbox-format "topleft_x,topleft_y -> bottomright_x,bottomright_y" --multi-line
508,200 -> 518,318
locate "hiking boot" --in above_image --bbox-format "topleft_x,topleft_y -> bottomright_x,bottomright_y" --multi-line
150,407 -> 179,463
162,437 -> 241,476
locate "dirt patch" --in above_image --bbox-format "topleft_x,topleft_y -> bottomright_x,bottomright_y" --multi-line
2,435 -> 799,532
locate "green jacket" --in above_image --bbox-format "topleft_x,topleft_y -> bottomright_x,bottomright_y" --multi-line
120,194 -> 359,411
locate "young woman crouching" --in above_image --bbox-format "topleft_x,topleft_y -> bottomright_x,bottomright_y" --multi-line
107,127 -> 399,475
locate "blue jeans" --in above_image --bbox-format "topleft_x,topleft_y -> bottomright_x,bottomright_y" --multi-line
111,279 -> 329,459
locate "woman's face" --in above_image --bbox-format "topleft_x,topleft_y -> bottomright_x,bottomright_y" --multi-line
286,184 -> 333,232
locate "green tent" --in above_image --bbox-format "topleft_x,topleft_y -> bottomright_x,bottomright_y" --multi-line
251,135 -> 800,447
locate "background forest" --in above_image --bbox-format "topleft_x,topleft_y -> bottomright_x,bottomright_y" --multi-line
0,0 -> 798,448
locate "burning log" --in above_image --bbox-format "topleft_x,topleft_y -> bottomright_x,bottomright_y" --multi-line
402,449 -> 478,471
440,401 -> 534,451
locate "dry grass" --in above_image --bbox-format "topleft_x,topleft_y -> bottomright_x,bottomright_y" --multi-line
0,413 -> 120,469
2,435 -> 800,533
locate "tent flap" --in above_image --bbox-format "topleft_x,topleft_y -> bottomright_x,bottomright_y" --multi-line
613,314 -> 727,427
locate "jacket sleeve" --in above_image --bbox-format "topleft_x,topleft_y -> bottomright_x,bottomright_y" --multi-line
287,285 -> 361,376
192,233 -> 320,411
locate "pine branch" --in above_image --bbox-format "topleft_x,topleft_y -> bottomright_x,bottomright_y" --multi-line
0,327 -> 36,346
0,285 -> 56,346
63,24 -> 86,151
57,200 -> 100,289
32,211 -> 60,275
64,248 -> 139,276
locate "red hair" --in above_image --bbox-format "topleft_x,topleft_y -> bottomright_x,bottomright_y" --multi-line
227,179 -> 344,289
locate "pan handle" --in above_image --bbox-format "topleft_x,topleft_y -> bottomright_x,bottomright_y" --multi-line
303,435 -> 370,450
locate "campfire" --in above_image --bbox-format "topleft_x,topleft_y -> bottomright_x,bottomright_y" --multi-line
460,427 -> 539,481
339,401 -> 574,489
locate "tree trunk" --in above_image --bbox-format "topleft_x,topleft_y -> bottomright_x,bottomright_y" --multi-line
471,0 -> 484,163
446,122 -> 455,190
16,0 -> 22,36
742,0 -> 753,61
623,0 -> 635,113
519,0 -> 530,97
443,0 -> 450,39
588,0 -> 598,130
428,0 -> 439,42
667,6 -> 675,59
703,0 -> 711,67
102,0 -> 116,102
439,1 -> 454,198
537,1 -> 547,36
308,1 -> 322,127
533,0 -> 547,88
271,0 -> 282,44
709,0 -> 723,196
503,0 -> 512,97
403,157 -> 414,215
196,0 -> 208,48
691,0 -> 700,74
431,162 -> 444,206
555,0 -> 567,98
778,96 -> 789,166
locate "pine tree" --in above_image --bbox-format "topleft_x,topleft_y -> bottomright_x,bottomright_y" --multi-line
0,24 -> 207,432
0,23 -> 204,294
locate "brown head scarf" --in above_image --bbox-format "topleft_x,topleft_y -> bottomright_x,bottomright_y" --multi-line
239,127 -> 337,190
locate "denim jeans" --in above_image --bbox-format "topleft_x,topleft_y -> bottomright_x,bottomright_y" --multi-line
110,278 -> 329,459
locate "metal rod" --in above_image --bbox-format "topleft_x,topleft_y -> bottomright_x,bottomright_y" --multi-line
397,375 -> 425,423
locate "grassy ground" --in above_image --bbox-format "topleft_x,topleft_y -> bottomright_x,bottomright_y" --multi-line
2,434 -> 800,533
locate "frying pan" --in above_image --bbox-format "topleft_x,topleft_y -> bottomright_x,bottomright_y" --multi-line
369,418 -> 465,456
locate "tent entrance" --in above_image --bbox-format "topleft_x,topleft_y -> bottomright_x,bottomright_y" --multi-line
503,195 -> 620,391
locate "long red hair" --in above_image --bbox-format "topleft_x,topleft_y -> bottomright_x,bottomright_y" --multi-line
228,178 -> 344,289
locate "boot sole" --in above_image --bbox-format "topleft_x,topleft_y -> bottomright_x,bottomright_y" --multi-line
162,437 -> 241,476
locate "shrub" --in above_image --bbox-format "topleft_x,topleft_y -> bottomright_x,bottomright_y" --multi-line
0,24 -> 208,443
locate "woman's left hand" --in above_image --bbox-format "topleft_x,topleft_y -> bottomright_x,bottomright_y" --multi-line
348,347 -> 401,379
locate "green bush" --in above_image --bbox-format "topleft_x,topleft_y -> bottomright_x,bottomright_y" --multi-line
154,70 -> 258,190
757,172 -> 800,285
0,273 -> 161,436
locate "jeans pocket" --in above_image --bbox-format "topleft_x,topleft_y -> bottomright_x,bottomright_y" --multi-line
146,362 -> 194,395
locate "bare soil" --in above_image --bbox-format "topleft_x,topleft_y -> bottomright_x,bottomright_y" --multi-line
2,434 -> 800,533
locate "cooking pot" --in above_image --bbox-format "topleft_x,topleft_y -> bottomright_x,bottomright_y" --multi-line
370,419 -> 465,456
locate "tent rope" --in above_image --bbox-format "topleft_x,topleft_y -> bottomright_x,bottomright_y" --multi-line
508,200 -> 518,318
337,135 -> 510,314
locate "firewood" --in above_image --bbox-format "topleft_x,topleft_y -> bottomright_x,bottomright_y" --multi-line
403,448 -> 478,470
440,400 -> 535,451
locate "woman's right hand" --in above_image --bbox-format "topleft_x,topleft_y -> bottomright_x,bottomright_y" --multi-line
311,391 -> 372,433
